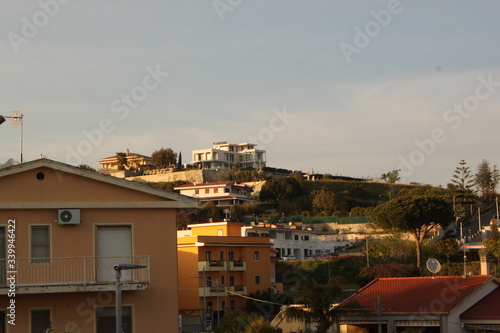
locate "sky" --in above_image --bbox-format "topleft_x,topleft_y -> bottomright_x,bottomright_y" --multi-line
1,1 -> 499,187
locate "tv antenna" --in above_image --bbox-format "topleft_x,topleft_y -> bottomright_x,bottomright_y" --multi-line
0,111 -> 24,163
426,258 -> 441,277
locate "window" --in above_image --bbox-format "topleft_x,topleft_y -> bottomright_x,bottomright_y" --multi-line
96,306 -> 132,333
195,189 -> 199,195
220,251 -> 224,261
206,276 -> 213,287
205,188 -> 209,194
255,275 -> 260,285
31,309 -> 51,333
206,251 -> 212,262
221,276 -> 225,286
31,226 -> 50,262
229,276 -> 235,286
294,235 -> 299,240
254,251 -> 260,261
228,252 -> 234,261
214,188 -> 219,193
230,300 -> 236,310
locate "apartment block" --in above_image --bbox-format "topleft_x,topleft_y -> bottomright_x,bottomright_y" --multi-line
177,222 -> 274,331
0,159 -> 198,332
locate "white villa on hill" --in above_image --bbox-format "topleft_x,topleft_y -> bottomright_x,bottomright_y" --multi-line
190,141 -> 266,170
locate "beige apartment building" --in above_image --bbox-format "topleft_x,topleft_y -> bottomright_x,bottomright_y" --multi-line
0,159 -> 198,332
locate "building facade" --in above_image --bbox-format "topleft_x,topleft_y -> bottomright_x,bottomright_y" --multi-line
243,223 -> 351,260
177,222 -> 274,332
0,159 -> 198,332
174,181 -> 256,208
97,148 -> 153,175
190,142 -> 266,170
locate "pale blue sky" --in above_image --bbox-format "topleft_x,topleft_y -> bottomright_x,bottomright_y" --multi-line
1,1 -> 499,186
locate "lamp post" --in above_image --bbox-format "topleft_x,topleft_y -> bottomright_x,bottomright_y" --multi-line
0,111 -> 24,163
193,269 -> 208,332
114,264 -> 147,333
343,289 -> 382,333
194,274 -> 222,330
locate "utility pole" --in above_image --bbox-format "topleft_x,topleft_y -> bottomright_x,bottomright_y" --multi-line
0,111 -> 24,163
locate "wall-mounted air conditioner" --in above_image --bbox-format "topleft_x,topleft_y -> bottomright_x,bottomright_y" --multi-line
57,209 -> 80,225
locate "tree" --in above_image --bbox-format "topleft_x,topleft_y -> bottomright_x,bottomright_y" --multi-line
78,164 -> 96,171
214,310 -> 280,333
259,177 -> 302,202
451,159 -> 475,193
449,159 -> 476,219
177,151 -> 183,169
151,147 -> 177,169
281,278 -> 343,333
381,169 -> 401,183
312,189 -> 347,213
475,159 -> 496,201
115,152 -> 127,170
481,222 -> 500,267
373,195 -> 454,269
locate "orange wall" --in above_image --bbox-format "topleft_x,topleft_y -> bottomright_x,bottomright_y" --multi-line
0,164 -> 182,332
178,233 -> 272,314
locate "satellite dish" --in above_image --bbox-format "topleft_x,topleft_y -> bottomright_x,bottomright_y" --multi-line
426,258 -> 442,275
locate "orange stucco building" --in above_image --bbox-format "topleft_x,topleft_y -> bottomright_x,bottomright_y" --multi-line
0,159 -> 198,332
177,222 -> 273,331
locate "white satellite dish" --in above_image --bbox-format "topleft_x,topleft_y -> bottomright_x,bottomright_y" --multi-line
426,258 -> 442,275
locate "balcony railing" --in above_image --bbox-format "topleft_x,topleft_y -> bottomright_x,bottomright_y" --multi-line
228,285 -> 247,295
198,261 -> 227,272
228,260 -> 246,271
199,286 -> 228,297
0,256 -> 149,294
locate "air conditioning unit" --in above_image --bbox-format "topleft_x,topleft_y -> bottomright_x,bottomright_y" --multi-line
57,209 -> 80,225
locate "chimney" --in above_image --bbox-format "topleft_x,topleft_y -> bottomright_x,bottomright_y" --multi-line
480,252 -> 490,275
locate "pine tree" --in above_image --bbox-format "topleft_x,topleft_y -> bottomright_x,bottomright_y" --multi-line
450,159 -> 475,218
475,159 -> 493,201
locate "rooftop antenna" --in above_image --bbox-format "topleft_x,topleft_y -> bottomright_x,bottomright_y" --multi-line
426,258 -> 441,277
0,111 -> 24,163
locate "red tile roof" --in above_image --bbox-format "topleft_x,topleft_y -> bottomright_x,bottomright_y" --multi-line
340,275 -> 495,315
460,286 -> 500,319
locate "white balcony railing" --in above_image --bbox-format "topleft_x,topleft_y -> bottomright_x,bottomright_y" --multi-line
0,256 -> 149,293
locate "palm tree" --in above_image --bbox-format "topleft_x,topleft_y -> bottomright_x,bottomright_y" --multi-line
115,152 -> 127,170
280,278 -> 344,333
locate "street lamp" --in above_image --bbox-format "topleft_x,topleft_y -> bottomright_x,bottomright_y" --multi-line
114,264 -> 147,333
0,111 -> 24,163
194,274 -> 221,330
343,289 -> 382,333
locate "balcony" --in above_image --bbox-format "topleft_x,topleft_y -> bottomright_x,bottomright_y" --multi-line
198,260 -> 227,272
228,260 -> 246,271
199,285 -> 228,297
228,285 -> 247,295
0,256 -> 149,295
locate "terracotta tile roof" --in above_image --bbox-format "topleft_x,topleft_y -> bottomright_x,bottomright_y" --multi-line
340,275 -> 494,315
460,286 -> 500,320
